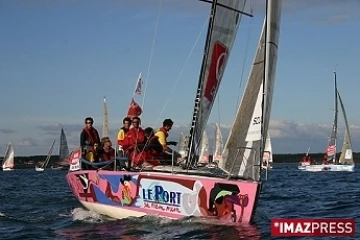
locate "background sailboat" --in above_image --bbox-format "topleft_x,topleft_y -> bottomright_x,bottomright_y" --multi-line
102,97 -> 109,138
35,140 -> 56,172
2,142 -> 15,171
262,132 -> 273,170
213,123 -> 223,165
198,131 -> 209,165
52,128 -> 70,170
299,71 -> 354,172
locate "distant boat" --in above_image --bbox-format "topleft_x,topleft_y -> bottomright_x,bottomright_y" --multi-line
213,123 -> 223,166
299,71 -> 354,172
177,132 -> 189,163
262,132 -> 273,170
198,131 -> 209,165
2,142 -> 15,171
51,128 -> 70,170
102,96 -> 109,138
35,140 -> 56,172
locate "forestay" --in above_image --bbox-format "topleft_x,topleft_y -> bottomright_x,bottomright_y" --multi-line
221,0 -> 282,181
337,91 -> 354,165
186,0 -> 247,165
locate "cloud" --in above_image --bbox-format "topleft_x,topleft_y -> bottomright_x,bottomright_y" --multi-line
15,137 -> 39,147
37,122 -> 83,136
0,128 -> 15,134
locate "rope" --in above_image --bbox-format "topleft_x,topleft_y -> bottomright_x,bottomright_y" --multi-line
141,0 -> 163,113
154,18 -> 208,126
235,3 -> 254,115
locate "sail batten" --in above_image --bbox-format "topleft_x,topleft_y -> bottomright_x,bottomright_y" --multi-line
221,0 -> 282,181
186,0 -> 247,166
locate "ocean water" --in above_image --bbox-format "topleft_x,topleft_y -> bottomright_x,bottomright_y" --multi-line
0,163 -> 359,240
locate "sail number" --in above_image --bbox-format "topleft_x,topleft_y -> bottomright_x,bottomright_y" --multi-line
253,116 -> 262,125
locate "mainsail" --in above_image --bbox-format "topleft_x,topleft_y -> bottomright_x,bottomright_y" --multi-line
199,131 -> 209,164
213,122 -> 223,163
221,0 -> 282,181
2,142 -> 14,169
337,90 -> 354,165
59,128 -> 70,166
186,0 -> 247,166
326,72 -> 338,163
102,97 -> 109,138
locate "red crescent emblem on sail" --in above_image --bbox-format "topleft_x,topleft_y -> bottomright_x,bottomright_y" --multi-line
204,42 -> 228,103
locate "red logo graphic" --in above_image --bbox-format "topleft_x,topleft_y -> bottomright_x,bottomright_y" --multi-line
204,42 -> 228,103
271,218 -> 355,237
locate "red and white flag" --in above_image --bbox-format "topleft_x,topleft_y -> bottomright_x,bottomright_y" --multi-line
134,72 -> 142,95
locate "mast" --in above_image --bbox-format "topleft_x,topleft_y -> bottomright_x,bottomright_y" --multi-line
259,0 -> 269,169
185,0 -> 218,168
333,69 -> 338,163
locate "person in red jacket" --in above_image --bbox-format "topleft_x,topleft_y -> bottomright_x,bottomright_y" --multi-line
117,117 -> 132,153
122,117 -> 145,163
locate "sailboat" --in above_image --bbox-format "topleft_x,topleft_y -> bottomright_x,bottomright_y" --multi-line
102,97 -> 109,138
177,132 -> 189,162
298,71 -> 355,172
66,0 -> 282,224
35,140 -> 56,172
262,132 -> 273,170
213,123 -> 223,165
51,128 -> 70,170
198,131 -> 209,165
2,142 -> 15,171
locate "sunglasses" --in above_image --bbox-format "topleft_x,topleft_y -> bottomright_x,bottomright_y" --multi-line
133,121 -> 139,123
85,122 -> 93,124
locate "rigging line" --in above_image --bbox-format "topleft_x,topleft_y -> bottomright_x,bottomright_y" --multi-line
141,0 -> 163,113
235,3 -> 254,116
136,19 -> 208,164
154,18 -> 208,127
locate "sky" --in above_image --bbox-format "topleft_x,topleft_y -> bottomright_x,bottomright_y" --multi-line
0,0 -> 360,156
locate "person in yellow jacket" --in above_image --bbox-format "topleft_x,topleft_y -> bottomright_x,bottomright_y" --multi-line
155,119 -> 178,156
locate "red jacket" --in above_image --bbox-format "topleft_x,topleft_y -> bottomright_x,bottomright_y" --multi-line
122,127 -> 145,151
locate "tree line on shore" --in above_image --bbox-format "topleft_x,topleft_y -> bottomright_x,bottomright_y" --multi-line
1,152 -> 358,169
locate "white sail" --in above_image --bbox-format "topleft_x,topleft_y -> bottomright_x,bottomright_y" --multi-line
186,0 -> 247,165
102,97 -> 109,138
221,0 -> 282,181
337,91 -> 354,165
198,131 -> 209,164
2,142 -> 15,170
213,123 -> 223,164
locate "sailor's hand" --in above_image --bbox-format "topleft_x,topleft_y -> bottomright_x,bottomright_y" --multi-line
94,143 -> 98,149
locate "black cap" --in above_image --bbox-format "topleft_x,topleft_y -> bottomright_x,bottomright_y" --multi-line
85,117 -> 94,123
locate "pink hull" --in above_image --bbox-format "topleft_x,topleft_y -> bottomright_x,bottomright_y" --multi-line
66,170 -> 261,224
